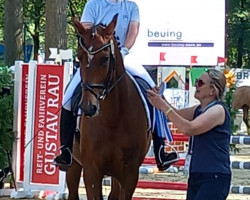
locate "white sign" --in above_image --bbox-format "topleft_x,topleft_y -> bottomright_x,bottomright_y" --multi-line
163,89 -> 186,109
233,69 -> 250,86
128,0 -> 225,66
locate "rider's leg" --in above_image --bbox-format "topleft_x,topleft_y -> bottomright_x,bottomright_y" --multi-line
62,69 -> 82,110
53,69 -> 81,171
124,64 -> 156,88
152,130 -> 179,171
53,107 -> 77,170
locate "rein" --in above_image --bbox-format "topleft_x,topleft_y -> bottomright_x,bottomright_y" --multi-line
78,37 -> 125,100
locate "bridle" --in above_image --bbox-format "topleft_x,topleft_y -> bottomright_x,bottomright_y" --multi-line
78,35 -> 125,100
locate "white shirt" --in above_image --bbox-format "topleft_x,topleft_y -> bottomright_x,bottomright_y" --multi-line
80,0 -> 140,49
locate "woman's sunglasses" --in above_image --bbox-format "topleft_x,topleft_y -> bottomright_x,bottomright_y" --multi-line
195,78 -> 205,87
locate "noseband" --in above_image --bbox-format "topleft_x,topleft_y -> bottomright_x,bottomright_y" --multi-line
79,37 -> 125,100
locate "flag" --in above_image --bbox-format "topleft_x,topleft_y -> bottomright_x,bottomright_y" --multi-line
49,48 -> 58,59
191,56 -> 198,64
217,56 -> 227,64
60,49 -> 73,60
160,52 -> 166,61
190,68 -> 207,86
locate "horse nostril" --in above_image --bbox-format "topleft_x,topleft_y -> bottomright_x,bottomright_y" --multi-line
81,104 -> 98,117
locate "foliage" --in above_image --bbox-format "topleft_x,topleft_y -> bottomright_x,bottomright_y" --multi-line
224,84 -> 239,134
227,0 -> 250,68
223,82 -> 242,154
230,143 -> 240,154
21,0 -> 87,59
0,66 -> 15,169
223,83 -> 242,154
23,0 -> 46,60
0,0 -> 3,42
66,0 -> 87,55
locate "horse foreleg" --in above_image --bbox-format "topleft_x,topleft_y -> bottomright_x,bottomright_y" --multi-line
108,177 -> 120,200
119,168 -> 139,200
66,158 -> 82,200
84,167 -> 103,200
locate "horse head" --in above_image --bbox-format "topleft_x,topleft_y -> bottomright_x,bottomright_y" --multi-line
73,14 -> 125,117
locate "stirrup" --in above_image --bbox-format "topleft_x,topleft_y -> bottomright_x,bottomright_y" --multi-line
158,144 -> 179,165
53,146 -> 73,171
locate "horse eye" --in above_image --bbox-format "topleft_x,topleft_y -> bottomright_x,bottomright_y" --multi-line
100,56 -> 109,66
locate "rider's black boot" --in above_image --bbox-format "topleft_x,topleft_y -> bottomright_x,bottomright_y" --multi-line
152,131 -> 179,171
53,107 -> 77,171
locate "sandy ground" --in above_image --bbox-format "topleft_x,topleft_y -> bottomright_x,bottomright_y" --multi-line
0,144 -> 249,200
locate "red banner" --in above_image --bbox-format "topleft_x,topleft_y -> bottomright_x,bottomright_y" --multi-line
31,65 -> 64,184
19,64 -> 29,181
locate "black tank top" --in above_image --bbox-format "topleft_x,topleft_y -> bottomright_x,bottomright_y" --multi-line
190,101 -> 231,174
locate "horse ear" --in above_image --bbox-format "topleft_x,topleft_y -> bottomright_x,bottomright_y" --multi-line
73,16 -> 87,37
104,13 -> 118,39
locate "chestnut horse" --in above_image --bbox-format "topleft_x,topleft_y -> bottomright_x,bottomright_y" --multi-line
232,86 -> 250,135
66,15 -> 151,199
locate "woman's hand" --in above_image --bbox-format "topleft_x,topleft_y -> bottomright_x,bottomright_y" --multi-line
147,89 -> 167,111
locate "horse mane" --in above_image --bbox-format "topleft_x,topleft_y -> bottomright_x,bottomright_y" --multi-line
90,23 -> 107,37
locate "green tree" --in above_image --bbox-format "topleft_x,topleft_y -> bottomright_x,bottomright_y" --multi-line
0,0 -> 4,42
23,0 -> 46,60
4,0 -> 24,66
44,0 -> 68,60
67,0 -> 87,53
0,66 -> 15,168
1,0 -> 87,63
227,0 -> 250,69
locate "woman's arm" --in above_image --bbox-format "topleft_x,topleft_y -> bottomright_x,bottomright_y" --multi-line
152,87 -> 198,120
147,90 -> 225,136
167,104 -> 225,136
168,103 -> 198,121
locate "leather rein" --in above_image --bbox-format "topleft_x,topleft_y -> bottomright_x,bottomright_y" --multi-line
78,37 -> 125,100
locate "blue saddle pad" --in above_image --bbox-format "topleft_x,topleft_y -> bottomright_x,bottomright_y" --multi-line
129,74 -> 173,142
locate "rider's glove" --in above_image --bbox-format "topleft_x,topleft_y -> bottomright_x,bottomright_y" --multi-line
120,47 -> 129,60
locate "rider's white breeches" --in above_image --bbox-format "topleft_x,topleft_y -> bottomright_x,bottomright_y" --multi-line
62,65 -> 156,111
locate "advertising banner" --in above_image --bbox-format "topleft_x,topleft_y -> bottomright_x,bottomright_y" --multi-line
127,0 -> 225,66
13,62 -> 29,183
19,64 -> 29,181
31,65 -> 63,184
22,61 -> 72,193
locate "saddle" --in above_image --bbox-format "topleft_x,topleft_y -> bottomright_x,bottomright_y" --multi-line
70,73 -> 173,142
70,75 -> 151,116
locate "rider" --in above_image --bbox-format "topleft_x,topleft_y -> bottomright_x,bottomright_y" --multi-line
53,0 -> 178,171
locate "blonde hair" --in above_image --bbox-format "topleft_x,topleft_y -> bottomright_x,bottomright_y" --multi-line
207,69 -> 226,100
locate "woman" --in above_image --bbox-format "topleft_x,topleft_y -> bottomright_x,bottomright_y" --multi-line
147,69 -> 231,200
